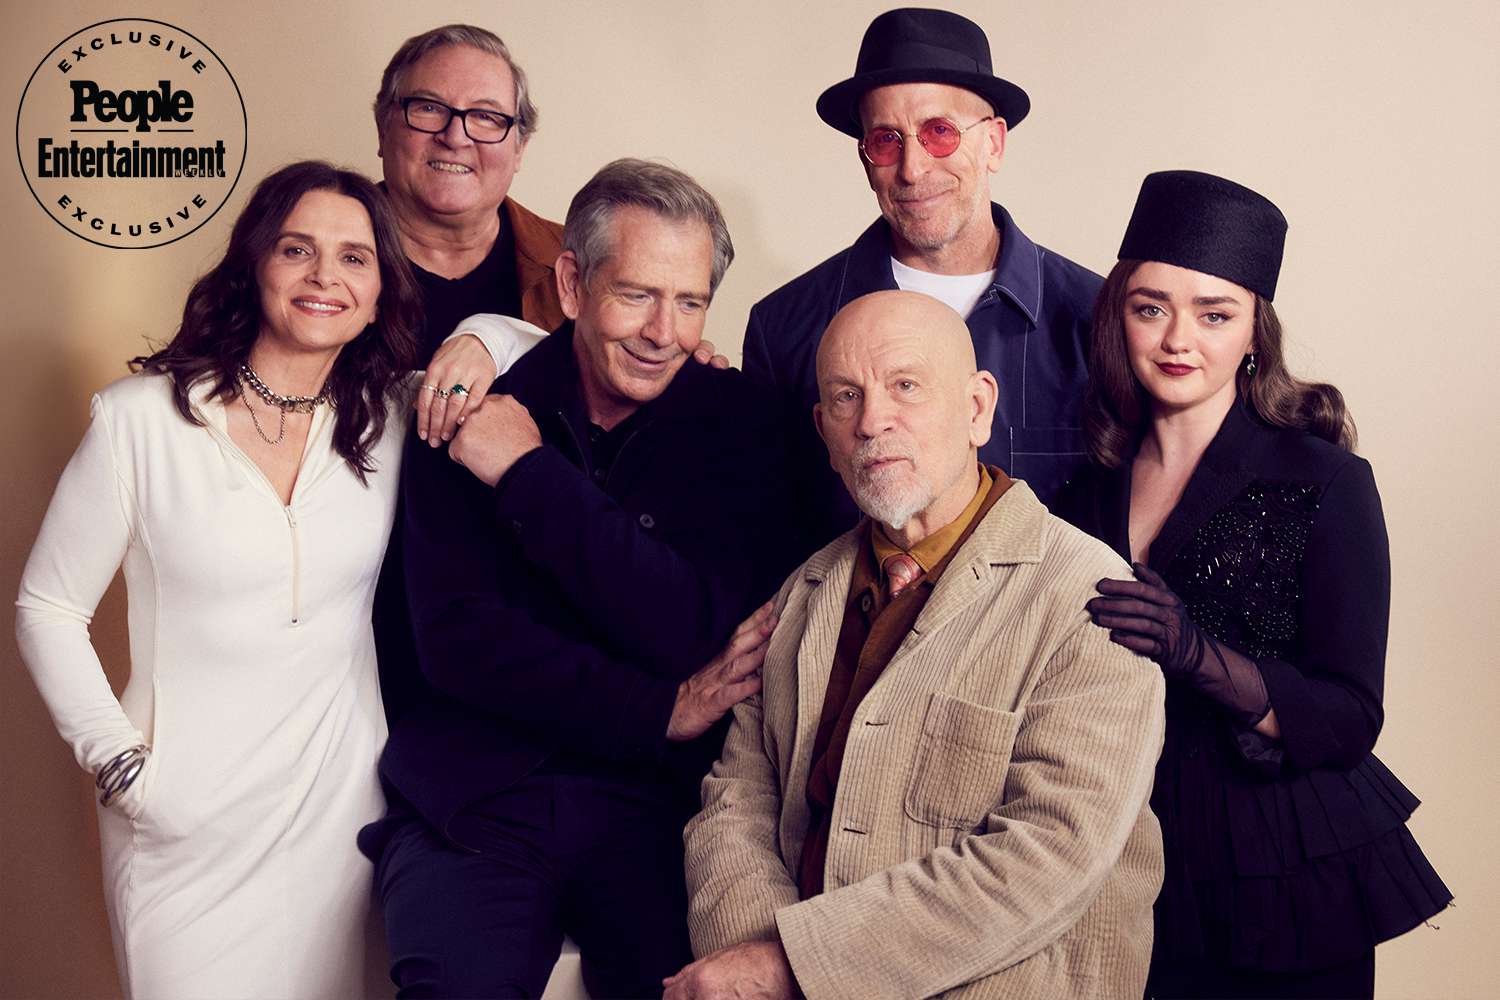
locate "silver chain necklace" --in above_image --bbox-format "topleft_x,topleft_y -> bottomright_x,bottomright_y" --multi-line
236,363 -> 327,446
237,363 -> 328,413
238,384 -> 287,445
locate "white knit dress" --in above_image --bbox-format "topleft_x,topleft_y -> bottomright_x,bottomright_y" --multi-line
16,371 -> 404,998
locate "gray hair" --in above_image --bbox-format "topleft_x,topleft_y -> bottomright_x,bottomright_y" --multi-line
563,159 -> 735,296
373,24 -> 539,140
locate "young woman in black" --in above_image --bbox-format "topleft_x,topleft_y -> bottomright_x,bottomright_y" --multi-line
1055,170 -> 1450,999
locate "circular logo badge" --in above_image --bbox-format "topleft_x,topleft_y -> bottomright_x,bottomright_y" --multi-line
15,18 -> 248,249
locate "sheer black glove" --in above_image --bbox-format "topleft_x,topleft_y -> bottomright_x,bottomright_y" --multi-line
1088,562 -> 1272,729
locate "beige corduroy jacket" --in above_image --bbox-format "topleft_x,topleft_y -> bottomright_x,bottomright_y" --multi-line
684,482 -> 1166,999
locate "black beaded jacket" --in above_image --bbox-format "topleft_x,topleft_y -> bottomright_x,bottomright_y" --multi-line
1053,401 -> 1449,971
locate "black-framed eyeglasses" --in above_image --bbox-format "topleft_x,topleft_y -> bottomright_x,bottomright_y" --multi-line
400,97 -> 517,143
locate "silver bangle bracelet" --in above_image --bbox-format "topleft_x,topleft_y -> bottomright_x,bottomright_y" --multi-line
95,744 -> 149,807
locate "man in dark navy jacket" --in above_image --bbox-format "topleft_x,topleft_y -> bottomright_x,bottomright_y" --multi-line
746,9 -> 1102,550
360,159 -> 795,999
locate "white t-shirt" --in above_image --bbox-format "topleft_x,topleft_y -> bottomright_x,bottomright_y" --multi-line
890,257 -> 996,319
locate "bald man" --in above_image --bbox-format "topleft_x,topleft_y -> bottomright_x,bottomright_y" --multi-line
672,292 -> 1166,1000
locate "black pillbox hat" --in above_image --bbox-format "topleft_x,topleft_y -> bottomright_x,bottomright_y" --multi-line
1118,170 -> 1288,300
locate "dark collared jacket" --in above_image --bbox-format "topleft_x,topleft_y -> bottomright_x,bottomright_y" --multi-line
744,203 -> 1101,551
372,197 -> 565,727
379,323 -> 796,843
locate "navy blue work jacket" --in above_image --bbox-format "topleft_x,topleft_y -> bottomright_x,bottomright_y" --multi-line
744,203 -> 1101,552
379,323 -> 796,843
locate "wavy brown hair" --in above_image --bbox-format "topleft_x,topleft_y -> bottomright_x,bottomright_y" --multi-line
132,161 -> 422,482
1083,259 -> 1356,469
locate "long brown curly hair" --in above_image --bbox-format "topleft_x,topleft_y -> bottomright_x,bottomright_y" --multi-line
1083,259 -> 1356,469
132,160 -> 422,482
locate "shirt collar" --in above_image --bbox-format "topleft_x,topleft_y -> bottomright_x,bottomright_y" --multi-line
508,319 -> 712,433
871,464 -> 995,574
845,203 -> 1043,326
1197,397 -> 1274,476
989,203 -> 1042,326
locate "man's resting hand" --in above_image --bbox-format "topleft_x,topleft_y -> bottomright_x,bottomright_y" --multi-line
667,601 -> 776,742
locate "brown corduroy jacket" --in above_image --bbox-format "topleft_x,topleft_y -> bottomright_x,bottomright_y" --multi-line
684,481 -> 1166,999
505,197 -> 566,331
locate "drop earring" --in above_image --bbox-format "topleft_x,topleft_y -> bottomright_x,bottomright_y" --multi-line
1244,352 -> 1257,376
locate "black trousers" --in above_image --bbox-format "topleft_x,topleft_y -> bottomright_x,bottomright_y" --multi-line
1147,950 -> 1376,1000
371,771 -> 696,999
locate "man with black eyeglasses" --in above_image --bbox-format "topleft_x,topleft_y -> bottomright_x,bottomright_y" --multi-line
372,23 -> 566,442
745,8 -> 1103,555
365,25 -> 568,747
368,27 -> 735,738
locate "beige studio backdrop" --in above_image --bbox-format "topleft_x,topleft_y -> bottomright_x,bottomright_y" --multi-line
2,0 -> 1496,997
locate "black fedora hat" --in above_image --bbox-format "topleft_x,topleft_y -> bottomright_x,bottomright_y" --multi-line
816,8 -> 1031,139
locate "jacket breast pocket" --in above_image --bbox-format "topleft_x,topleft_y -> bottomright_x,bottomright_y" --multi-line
1007,427 -> 1087,508
903,694 -> 1022,829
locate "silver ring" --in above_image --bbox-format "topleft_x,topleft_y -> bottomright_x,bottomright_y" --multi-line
435,388 -> 452,399
421,384 -> 440,393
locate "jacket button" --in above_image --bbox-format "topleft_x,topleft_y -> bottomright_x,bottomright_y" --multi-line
511,519 -> 523,535
639,513 -> 655,529
593,468 -> 606,482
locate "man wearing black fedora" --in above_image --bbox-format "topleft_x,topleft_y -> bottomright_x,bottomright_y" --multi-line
744,7 -> 1101,553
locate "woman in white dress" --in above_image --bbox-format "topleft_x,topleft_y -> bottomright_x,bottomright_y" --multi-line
14,160 -> 524,999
